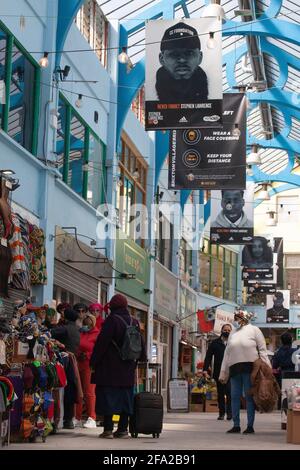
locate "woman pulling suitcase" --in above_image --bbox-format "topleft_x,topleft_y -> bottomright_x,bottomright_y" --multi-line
90,294 -> 147,439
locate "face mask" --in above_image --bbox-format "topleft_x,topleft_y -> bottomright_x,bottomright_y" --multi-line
222,331 -> 230,338
80,325 -> 90,333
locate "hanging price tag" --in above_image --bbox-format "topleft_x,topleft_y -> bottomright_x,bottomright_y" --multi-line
0,238 -> 7,247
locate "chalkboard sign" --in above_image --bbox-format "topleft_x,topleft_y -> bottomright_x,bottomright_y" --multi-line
167,378 -> 189,413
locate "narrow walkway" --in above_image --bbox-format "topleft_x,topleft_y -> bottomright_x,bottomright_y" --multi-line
5,411 -> 300,450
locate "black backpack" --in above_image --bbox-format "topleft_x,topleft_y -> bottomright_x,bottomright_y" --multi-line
112,315 -> 142,361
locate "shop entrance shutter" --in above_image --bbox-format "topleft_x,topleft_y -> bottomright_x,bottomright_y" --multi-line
54,260 -> 99,303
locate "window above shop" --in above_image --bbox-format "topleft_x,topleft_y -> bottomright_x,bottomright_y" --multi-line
0,21 -> 40,155
116,135 -> 148,246
199,239 -> 238,302
56,94 -> 106,208
131,86 -> 145,126
75,0 -> 108,68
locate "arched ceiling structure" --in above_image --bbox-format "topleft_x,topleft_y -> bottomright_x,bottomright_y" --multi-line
57,1 -> 300,207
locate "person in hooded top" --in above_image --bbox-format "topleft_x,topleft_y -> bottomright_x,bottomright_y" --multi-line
74,314 -> 99,429
89,303 -> 105,332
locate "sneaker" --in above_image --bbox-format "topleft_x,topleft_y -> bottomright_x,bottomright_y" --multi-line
217,415 -> 225,420
243,426 -> 255,434
99,431 -> 114,439
63,421 -> 75,430
73,418 -> 83,428
227,426 -> 241,433
83,417 -> 97,429
113,430 -> 129,439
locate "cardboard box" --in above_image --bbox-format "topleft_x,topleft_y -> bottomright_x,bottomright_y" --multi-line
287,410 -> 293,443
190,404 -> 204,412
291,410 -> 300,445
205,400 -> 219,412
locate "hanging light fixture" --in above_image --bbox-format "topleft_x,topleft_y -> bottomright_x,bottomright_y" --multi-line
266,210 -> 276,226
133,168 -> 139,180
20,15 -> 26,30
201,1 -> 226,22
118,47 -> 129,64
247,144 -> 261,166
232,123 -> 241,137
207,32 -> 217,49
260,184 -> 271,201
75,94 -> 83,108
39,52 -> 49,68
246,165 -> 253,176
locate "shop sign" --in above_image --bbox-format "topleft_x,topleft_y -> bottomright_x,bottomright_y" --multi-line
154,262 -> 178,321
214,309 -> 235,334
115,231 -> 150,305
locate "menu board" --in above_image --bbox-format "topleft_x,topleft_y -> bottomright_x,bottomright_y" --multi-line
167,378 -> 189,413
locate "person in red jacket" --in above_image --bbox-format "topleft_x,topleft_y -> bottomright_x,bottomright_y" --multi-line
89,303 -> 105,332
75,314 -> 99,428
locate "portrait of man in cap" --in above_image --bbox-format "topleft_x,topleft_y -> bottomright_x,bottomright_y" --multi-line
266,291 -> 289,323
155,22 -> 208,103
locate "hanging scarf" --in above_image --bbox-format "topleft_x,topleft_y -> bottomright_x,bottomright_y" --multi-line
28,224 -> 47,285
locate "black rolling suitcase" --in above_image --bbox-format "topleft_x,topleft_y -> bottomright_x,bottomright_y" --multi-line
130,363 -> 163,438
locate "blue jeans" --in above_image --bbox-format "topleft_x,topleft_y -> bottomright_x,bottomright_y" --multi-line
230,373 -> 255,428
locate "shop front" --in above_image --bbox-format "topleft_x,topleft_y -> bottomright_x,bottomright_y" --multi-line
115,232 -> 150,390
153,261 -> 178,395
179,283 -> 198,377
53,227 -> 112,308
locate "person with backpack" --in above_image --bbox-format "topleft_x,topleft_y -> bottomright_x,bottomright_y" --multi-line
90,294 -> 147,439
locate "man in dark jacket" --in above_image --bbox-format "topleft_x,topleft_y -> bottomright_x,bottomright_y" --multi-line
273,332 -> 297,389
90,293 -> 147,439
203,324 -> 232,420
51,308 -> 80,429
51,308 -> 80,354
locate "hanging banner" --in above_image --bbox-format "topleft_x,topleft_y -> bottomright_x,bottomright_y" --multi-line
168,93 -> 246,189
210,183 -> 254,245
246,282 -> 276,294
197,309 -> 214,333
242,236 -> 274,281
266,290 -> 290,324
213,309 -> 234,335
145,18 -> 222,130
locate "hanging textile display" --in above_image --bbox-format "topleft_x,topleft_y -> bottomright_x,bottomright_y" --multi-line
28,224 -> 47,285
9,214 -> 31,292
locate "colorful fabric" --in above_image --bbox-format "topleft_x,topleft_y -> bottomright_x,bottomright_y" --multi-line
28,224 -> 47,285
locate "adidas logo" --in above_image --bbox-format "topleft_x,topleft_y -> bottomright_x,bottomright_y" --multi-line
229,237 -> 234,241
179,116 -> 188,123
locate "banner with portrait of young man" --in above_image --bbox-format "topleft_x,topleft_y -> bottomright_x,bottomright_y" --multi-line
168,93 -> 246,190
266,290 -> 290,324
145,18 -> 222,130
210,184 -> 254,245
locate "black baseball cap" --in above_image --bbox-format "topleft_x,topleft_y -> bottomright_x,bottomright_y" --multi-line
160,22 -> 201,51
